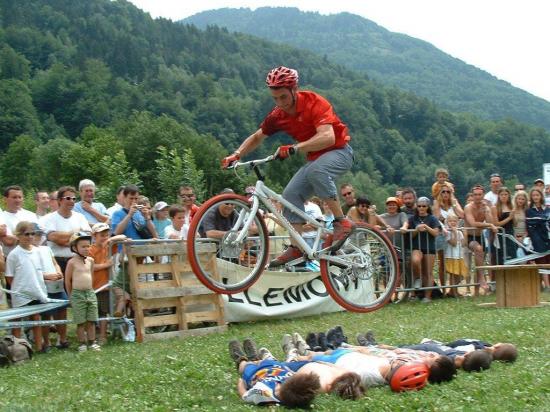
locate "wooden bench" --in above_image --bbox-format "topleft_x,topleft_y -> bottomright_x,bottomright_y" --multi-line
478,264 -> 550,308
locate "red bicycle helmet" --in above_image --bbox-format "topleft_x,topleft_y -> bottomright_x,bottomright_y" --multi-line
265,66 -> 299,88
389,363 -> 430,392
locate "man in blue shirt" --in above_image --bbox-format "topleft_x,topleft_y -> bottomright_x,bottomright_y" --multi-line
73,179 -> 109,225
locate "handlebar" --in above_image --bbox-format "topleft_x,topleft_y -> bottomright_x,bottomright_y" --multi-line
228,155 -> 275,170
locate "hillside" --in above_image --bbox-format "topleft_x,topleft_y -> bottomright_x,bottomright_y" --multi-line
0,0 -> 549,206
184,7 -> 550,131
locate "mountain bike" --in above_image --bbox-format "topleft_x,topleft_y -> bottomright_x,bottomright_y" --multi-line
186,155 -> 400,312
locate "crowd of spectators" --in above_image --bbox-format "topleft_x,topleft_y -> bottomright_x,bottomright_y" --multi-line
0,170 -> 549,352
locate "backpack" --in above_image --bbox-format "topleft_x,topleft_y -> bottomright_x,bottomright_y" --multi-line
0,335 -> 33,366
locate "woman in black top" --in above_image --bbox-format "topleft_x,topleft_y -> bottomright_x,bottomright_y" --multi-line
400,197 -> 441,303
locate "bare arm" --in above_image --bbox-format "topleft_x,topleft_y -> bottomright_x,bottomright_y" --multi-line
237,378 -> 247,397
235,129 -> 268,157
80,202 -> 109,223
65,260 -> 74,295
47,231 -> 73,246
295,124 -> 335,153
451,197 -> 465,218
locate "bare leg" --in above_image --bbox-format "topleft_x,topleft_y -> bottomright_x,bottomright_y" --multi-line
324,198 -> 345,218
55,308 -> 68,343
422,254 -> 435,299
76,323 -> 86,344
86,321 -> 96,343
411,250 -> 423,298
437,250 -> 445,295
98,320 -> 108,343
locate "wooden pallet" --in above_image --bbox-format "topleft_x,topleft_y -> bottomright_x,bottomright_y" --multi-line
126,242 -> 226,342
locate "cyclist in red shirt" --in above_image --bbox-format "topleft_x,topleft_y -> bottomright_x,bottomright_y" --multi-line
222,66 -> 355,267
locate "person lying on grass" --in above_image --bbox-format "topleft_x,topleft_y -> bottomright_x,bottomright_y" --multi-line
228,338 -> 364,407
300,329 -> 457,384
286,332 -> 452,387
355,331 -> 516,371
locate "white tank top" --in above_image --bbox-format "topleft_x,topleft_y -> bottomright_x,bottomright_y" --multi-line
336,352 -> 387,387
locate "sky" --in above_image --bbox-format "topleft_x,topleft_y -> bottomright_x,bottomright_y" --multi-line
127,0 -> 550,103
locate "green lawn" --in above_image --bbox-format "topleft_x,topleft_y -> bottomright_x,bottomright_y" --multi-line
1,294 -> 549,411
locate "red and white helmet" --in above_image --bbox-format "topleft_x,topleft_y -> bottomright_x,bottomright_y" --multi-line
266,66 -> 299,88
389,363 -> 430,392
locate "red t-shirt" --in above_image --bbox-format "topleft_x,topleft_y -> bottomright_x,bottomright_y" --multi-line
260,91 -> 351,161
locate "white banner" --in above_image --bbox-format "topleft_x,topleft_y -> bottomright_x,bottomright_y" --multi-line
218,259 -> 374,322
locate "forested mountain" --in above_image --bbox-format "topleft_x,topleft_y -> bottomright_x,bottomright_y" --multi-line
0,0 -> 549,208
184,7 -> 550,131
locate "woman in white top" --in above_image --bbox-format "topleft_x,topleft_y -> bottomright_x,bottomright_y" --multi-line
5,221 -> 48,351
512,190 -> 528,249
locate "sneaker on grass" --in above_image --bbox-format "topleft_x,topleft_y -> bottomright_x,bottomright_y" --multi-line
228,340 -> 248,367
243,338 -> 260,361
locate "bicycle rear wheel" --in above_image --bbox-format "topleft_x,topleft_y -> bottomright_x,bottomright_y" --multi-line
320,223 -> 399,312
187,193 -> 269,294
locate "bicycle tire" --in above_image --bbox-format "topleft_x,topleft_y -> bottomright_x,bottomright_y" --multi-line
187,193 -> 270,294
320,223 -> 400,313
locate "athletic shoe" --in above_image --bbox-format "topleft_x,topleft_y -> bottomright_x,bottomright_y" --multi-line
243,338 -> 260,361
228,340 -> 248,367
317,332 -> 329,351
78,344 -> 87,352
89,343 -> 101,351
258,347 -> 275,360
293,333 -> 310,356
306,332 -> 321,352
281,334 -> 296,356
333,325 -> 348,344
421,297 -> 432,303
56,341 -> 70,350
285,348 -> 299,363
356,333 -> 369,347
326,328 -> 338,349
330,218 -> 356,251
269,246 -> 303,268
365,330 -> 377,345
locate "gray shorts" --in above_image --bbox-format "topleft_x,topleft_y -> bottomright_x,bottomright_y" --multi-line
283,144 -> 353,223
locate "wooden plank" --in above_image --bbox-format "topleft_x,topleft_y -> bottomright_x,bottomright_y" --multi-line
136,286 -> 214,299
185,310 -> 224,323
139,298 -> 178,310
128,241 -> 216,257
183,294 -> 219,306
141,325 -> 227,342
134,263 -> 172,274
496,267 -> 540,308
143,314 -> 178,327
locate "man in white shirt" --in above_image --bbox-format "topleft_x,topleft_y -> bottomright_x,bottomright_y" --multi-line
42,186 -> 91,274
2,185 -> 38,255
483,173 -> 502,206
73,179 -> 109,224
107,185 -> 125,218
34,191 -> 50,219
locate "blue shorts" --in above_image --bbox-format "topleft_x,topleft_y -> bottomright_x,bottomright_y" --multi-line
242,359 -> 309,387
41,291 -> 69,317
312,348 -> 352,364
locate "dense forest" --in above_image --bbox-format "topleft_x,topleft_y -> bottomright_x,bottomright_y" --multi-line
0,0 -> 549,208
185,7 -> 550,131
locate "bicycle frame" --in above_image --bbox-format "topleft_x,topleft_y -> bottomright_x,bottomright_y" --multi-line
228,157 -> 356,268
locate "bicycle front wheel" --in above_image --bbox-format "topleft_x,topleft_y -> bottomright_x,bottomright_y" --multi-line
320,223 -> 400,313
187,194 -> 270,294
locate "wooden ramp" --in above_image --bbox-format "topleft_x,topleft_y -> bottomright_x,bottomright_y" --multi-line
126,242 -> 226,342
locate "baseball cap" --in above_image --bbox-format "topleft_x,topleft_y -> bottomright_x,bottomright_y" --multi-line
153,201 -> 169,211
385,196 -> 399,204
534,178 -> 544,184
91,222 -> 110,234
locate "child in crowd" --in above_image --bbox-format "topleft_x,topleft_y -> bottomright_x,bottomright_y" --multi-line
31,224 -> 67,352
5,221 -> 49,351
164,205 -> 187,240
444,215 -> 468,297
152,201 -> 171,239
431,168 -> 455,199
89,222 -> 126,344
65,232 -> 100,352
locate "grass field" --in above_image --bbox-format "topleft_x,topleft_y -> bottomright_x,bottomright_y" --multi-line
1,293 -> 549,411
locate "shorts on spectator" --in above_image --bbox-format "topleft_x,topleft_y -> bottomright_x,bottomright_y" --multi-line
71,289 -> 98,324
41,291 -> 69,317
